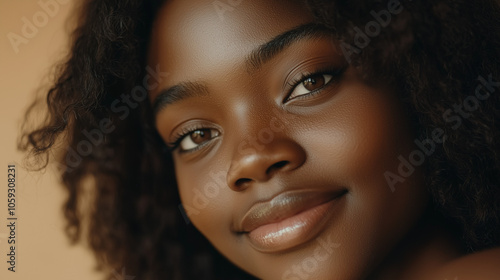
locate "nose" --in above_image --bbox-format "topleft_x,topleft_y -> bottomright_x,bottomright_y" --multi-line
226,138 -> 306,191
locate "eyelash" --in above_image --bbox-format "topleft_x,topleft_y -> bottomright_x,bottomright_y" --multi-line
285,66 -> 346,102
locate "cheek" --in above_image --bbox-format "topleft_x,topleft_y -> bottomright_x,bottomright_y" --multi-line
292,84 -> 427,277
306,84 -> 416,190
309,82 -> 427,257
302,82 -> 427,229
174,157 -> 233,239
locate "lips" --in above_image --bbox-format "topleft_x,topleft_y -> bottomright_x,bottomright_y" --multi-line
238,189 -> 347,252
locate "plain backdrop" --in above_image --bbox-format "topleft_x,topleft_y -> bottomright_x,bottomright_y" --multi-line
0,0 -> 103,279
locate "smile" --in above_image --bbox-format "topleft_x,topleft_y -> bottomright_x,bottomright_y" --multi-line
238,189 -> 347,253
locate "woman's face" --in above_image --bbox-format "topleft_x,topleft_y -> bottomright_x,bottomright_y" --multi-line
149,0 -> 427,278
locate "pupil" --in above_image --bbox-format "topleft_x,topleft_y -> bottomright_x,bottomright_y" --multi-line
191,129 -> 209,144
303,75 -> 325,91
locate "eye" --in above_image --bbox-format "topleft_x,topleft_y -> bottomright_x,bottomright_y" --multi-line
288,73 -> 333,101
178,128 -> 220,152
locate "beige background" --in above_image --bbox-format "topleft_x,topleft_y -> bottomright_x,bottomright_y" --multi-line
1,1 -> 103,279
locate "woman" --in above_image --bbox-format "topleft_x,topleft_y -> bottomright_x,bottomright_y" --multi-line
20,0 -> 500,279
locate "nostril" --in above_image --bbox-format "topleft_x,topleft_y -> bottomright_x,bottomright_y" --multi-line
235,178 -> 252,188
266,160 -> 290,175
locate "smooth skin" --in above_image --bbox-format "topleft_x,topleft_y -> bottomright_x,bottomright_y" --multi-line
148,0 -> 500,279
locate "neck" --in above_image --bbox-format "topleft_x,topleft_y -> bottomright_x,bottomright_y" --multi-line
368,209 -> 466,280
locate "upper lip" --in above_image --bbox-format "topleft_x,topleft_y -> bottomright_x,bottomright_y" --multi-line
238,189 -> 347,233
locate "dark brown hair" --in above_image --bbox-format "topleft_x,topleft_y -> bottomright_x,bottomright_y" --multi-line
19,0 -> 500,279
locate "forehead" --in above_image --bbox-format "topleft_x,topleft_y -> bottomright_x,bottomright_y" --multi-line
148,0 -> 315,93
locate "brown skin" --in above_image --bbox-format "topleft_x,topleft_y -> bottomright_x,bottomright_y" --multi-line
147,0 -> 483,279
429,247 -> 500,280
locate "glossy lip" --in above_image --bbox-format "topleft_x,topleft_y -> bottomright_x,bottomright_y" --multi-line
238,189 -> 347,253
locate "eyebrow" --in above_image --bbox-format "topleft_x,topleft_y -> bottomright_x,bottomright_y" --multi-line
246,23 -> 332,71
153,23 -> 332,115
153,82 -> 209,115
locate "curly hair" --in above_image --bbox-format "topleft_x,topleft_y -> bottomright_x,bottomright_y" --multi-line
19,0 -> 500,279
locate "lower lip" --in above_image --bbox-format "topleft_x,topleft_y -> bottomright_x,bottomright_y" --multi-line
246,194 -> 344,253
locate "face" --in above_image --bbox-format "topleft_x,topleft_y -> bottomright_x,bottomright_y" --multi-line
149,0 -> 428,279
